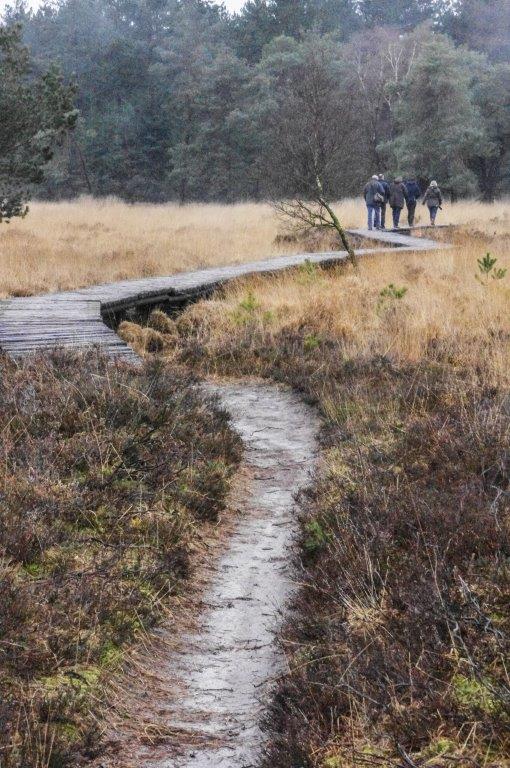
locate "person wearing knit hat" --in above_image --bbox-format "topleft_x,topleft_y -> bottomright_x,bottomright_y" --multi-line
422,180 -> 443,225
363,175 -> 385,231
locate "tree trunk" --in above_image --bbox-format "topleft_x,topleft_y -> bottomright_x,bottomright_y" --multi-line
72,137 -> 93,195
319,196 -> 357,267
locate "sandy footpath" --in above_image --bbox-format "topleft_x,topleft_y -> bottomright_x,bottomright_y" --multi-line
94,381 -> 319,768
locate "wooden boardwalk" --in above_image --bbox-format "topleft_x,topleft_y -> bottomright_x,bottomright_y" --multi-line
0,227 -> 448,361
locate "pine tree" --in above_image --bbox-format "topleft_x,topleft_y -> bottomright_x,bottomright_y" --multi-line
383,34 -> 487,195
233,0 -> 359,62
469,61 -> 510,199
0,23 -> 77,221
164,2 -> 254,201
356,0 -> 443,29
444,0 -> 510,63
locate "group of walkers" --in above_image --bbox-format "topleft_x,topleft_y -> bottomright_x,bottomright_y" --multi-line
364,174 -> 443,231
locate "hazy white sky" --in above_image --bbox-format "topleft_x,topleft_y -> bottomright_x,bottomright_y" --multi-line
225,0 -> 245,11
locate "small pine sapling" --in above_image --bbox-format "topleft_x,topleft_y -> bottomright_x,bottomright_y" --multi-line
476,253 -> 507,285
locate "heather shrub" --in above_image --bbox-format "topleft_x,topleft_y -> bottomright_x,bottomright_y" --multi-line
158,278 -> 510,767
261,358 -> 510,766
0,350 -> 241,767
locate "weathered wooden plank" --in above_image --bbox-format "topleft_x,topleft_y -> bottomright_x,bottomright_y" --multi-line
0,231 -> 449,360
2,341 -> 127,351
0,334 -> 117,342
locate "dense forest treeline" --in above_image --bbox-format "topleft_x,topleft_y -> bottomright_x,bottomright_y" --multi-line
3,0 -> 510,202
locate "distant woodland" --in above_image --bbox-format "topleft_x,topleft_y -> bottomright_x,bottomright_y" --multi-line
4,0 -> 510,202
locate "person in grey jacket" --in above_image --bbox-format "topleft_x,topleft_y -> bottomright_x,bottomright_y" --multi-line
388,176 -> 409,229
363,174 -> 385,230
422,180 -> 443,225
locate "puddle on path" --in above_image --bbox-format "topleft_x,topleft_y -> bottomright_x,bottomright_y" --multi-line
130,382 -> 319,768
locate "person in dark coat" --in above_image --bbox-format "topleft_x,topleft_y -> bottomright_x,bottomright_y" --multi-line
363,175 -> 385,231
388,176 -> 408,229
422,180 -> 443,225
404,177 -> 421,227
378,174 -> 390,229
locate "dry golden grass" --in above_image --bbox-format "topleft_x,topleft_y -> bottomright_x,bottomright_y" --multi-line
0,198 -> 283,297
176,217 -> 510,385
1,195 -> 508,297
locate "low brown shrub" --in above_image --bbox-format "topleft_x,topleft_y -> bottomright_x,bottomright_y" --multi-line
0,350 -> 241,767
161,274 -> 510,767
259,358 -> 510,767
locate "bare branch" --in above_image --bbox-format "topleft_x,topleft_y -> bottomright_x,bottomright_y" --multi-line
274,176 -> 356,267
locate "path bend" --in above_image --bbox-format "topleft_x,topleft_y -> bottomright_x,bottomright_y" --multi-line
98,381 -> 320,768
0,226 -> 449,360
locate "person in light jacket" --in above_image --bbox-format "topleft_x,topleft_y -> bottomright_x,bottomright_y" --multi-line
422,180 -> 443,225
363,175 -> 385,231
388,176 -> 408,229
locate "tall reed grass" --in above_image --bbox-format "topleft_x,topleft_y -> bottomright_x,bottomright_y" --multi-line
0,196 -> 508,297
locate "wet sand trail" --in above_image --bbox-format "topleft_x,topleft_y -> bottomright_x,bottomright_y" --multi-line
134,381 -> 320,767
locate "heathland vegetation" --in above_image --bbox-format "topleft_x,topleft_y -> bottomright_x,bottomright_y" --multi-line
1,1 -> 509,766
1,197 -> 509,297
119,215 -> 510,767
0,351 -> 241,766
0,193 -> 508,768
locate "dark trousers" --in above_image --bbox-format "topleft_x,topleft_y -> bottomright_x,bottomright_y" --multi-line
429,205 -> 439,224
407,201 -> 416,226
391,207 -> 402,228
380,203 -> 387,228
366,204 -> 381,230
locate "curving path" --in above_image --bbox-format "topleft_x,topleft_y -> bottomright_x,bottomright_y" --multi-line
135,382 -> 320,767
0,227 -> 447,360
1,224 -> 450,766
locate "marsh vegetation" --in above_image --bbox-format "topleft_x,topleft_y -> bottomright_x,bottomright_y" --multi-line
1,197 -> 509,768
120,217 -> 510,768
1,198 -> 509,297
0,352 -> 241,766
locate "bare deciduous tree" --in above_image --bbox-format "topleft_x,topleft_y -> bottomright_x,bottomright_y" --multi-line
274,177 -> 356,265
262,36 -> 356,264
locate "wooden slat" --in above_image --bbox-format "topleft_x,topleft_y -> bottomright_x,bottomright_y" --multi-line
0,230 -> 448,361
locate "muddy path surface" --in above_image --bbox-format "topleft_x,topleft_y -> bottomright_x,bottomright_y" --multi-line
125,381 -> 320,768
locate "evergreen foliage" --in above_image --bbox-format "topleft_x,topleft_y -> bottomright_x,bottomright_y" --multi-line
0,22 -> 77,220
383,34 -> 487,195
2,0 -> 509,202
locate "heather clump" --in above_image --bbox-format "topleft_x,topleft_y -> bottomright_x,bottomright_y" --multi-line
0,350 -> 241,766
148,249 -> 510,766
260,359 -> 510,766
